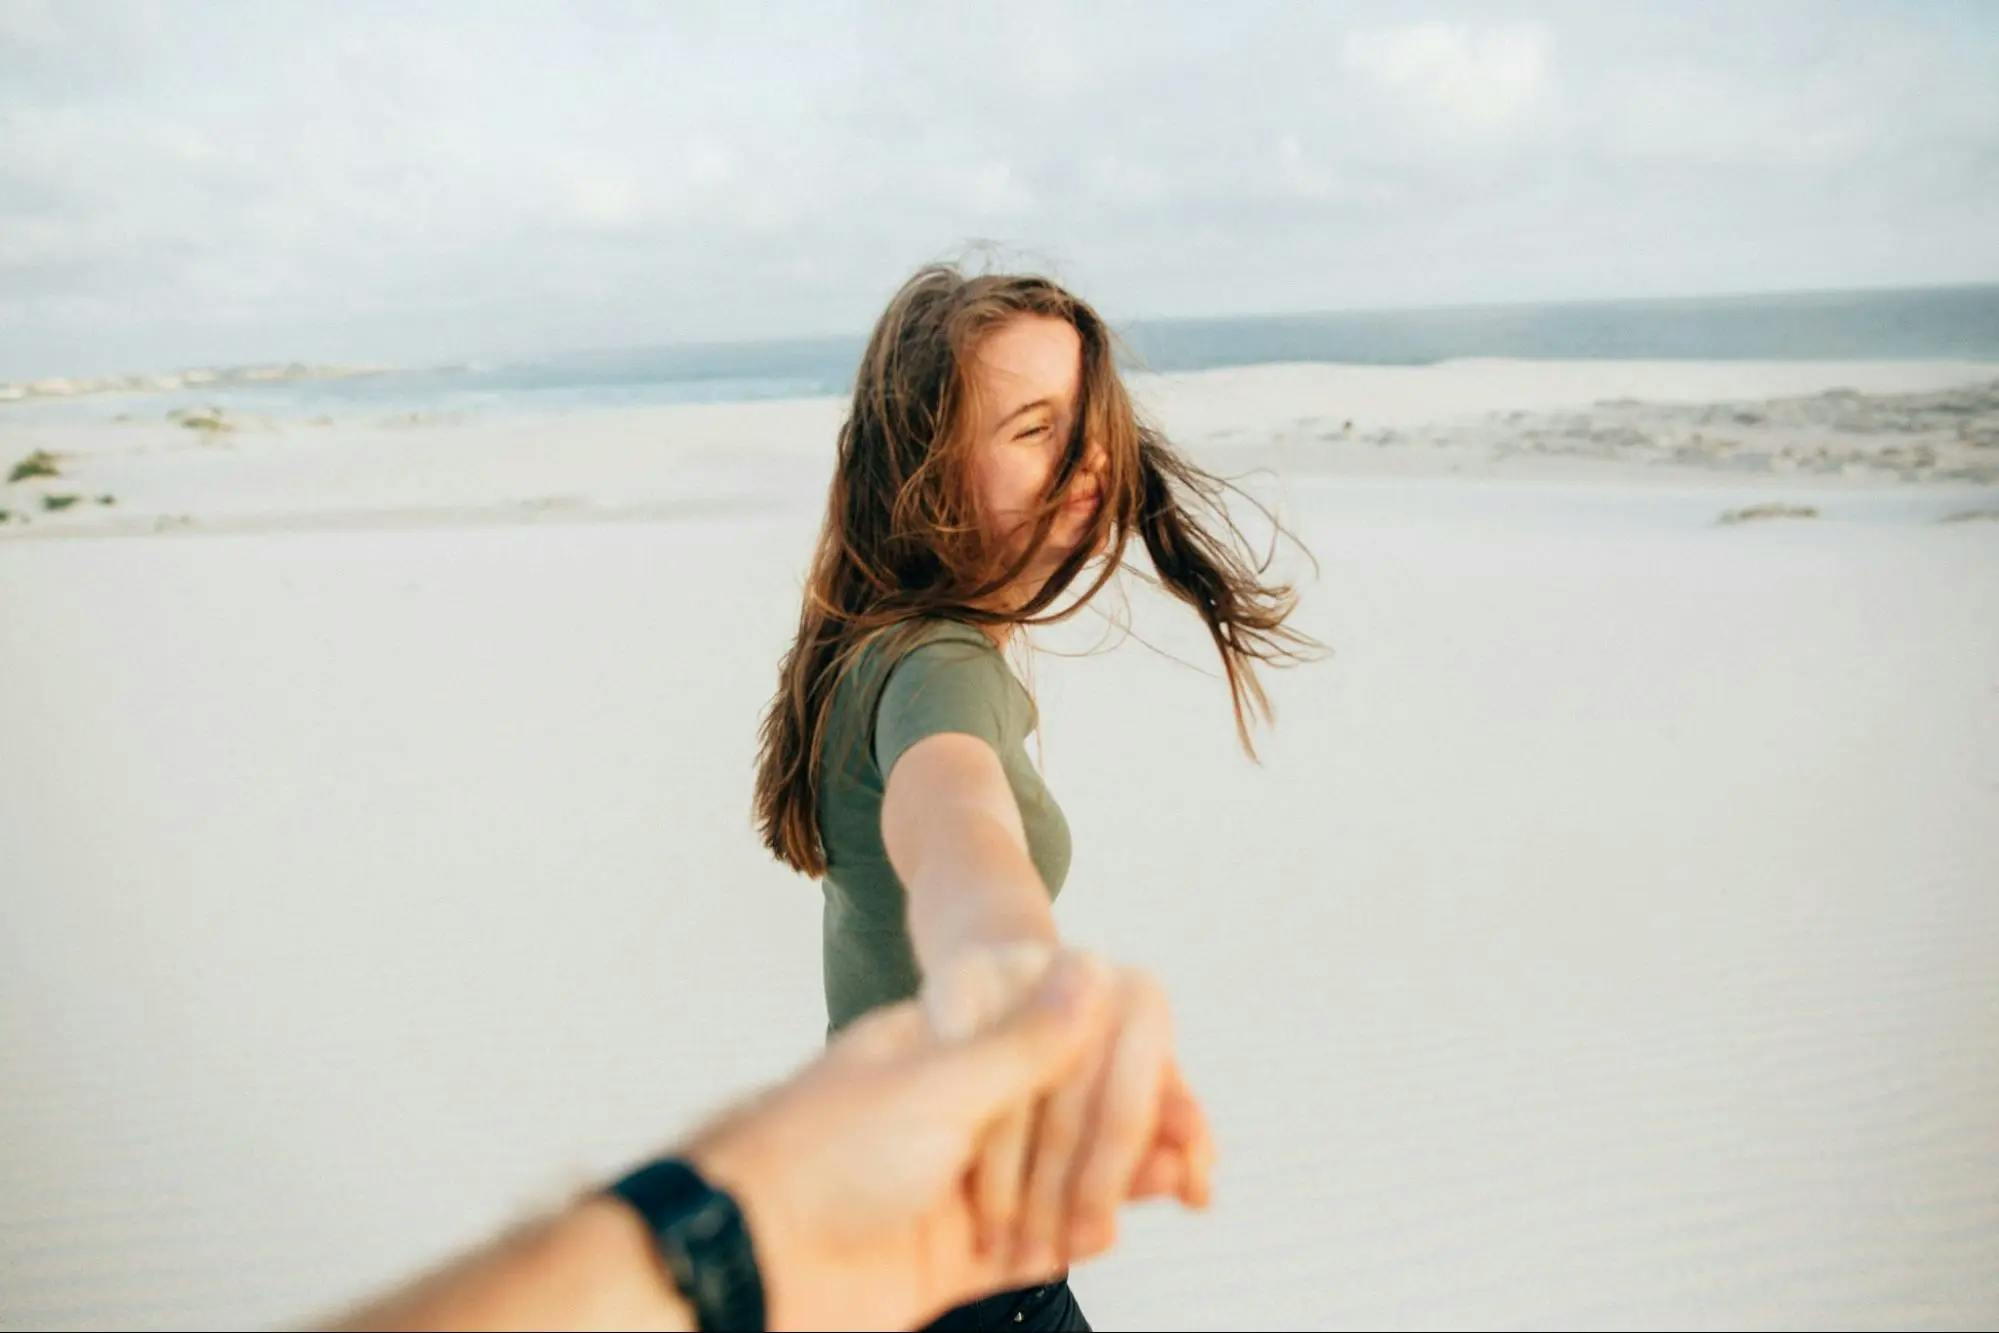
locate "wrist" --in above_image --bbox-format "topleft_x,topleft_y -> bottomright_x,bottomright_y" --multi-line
679,1135 -> 805,1331
607,1156 -> 772,1333
923,939 -> 1059,1040
571,1195 -> 701,1332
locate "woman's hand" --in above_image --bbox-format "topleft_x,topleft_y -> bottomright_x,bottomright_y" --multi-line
922,945 -> 1217,1279
921,941 -> 1065,1257
1012,965 -> 1215,1275
686,952 -> 1125,1331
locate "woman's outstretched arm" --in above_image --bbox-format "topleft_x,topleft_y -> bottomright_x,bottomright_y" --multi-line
884,731 -> 1059,965
883,732 -> 1214,1275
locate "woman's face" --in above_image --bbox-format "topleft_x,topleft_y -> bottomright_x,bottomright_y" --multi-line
964,315 -> 1108,592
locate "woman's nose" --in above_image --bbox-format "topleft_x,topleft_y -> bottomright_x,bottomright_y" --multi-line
1082,432 -> 1108,477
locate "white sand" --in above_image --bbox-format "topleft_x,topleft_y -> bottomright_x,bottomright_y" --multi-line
2,360 -> 1996,1330
2,358 -> 1995,538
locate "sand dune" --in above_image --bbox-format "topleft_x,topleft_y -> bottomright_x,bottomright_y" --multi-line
2,360 -> 1995,1329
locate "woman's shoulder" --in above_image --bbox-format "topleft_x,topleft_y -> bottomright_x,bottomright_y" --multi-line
892,619 -> 1038,731
907,617 -> 999,656
862,619 -> 1036,769
855,618 -> 1027,718
855,616 -> 996,669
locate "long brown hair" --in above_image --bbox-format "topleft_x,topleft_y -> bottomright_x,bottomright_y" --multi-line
754,262 -> 1322,875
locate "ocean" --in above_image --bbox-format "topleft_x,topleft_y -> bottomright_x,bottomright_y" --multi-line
7,282 -> 1998,425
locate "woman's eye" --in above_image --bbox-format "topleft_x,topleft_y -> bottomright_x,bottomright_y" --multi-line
1018,424 -> 1050,439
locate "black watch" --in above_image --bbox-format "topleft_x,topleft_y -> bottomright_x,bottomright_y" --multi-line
607,1157 -> 767,1332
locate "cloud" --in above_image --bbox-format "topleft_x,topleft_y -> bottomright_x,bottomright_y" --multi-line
0,1 -> 1993,378
963,161 -> 1033,216
0,0 -> 61,47
1340,21 -> 1551,138
567,168 -> 643,230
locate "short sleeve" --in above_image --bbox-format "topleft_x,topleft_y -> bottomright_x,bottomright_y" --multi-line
872,639 -> 1014,781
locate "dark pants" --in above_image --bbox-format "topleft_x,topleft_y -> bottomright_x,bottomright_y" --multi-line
922,1279 -> 1089,1332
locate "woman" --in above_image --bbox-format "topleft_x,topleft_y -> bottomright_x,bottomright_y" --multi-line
754,263 -> 1317,1330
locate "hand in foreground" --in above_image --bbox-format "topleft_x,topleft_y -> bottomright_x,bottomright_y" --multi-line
923,944 -> 1217,1282
328,952 -> 1208,1333
690,949 -> 1201,1331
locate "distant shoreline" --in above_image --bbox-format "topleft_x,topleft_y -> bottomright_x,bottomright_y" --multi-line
9,281 -> 1998,413
0,361 -> 393,405
2,357 -> 1992,541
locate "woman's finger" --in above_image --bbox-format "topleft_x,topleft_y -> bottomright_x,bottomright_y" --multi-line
953,944 -> 1058,1252
1013,1028 -> 1105,1280
1124,1144 -> 1185,1201
914,951 -> 1105,1117
979,943 -> 1062,1249
1065,972 -> 1172,1258
1119,1071 -> 1214,1205
1157,1060 -> 1216,1208
970,1105 -> 1031,1254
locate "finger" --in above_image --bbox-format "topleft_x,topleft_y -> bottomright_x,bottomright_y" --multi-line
1156,1063 -> 1216,1208
826,999 -> 930,1065
1116,1082 -> 1209,1204
1013,1026 -> 1103,1280
1125,1144 -> 1185,1201
1066,974 -> 1172,1255
969,944 -> 1057,1250
916,951 -> 1108,1126
1156,1062 -> 1200,1145
926,953 -> 1017,1256
971,1103 -> 1031,1254
1183,1104 -> 1216,1210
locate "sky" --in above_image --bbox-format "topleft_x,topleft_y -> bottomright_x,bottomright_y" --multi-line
3,0 -> 1997,380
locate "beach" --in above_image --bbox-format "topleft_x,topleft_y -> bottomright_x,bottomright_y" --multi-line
2,358 -> 1996,1329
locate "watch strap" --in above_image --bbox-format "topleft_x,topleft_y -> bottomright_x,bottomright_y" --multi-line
608,1157 -> 766,1332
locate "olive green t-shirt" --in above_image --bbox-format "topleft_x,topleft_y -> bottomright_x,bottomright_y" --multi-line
817,619 -> 1072,1034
